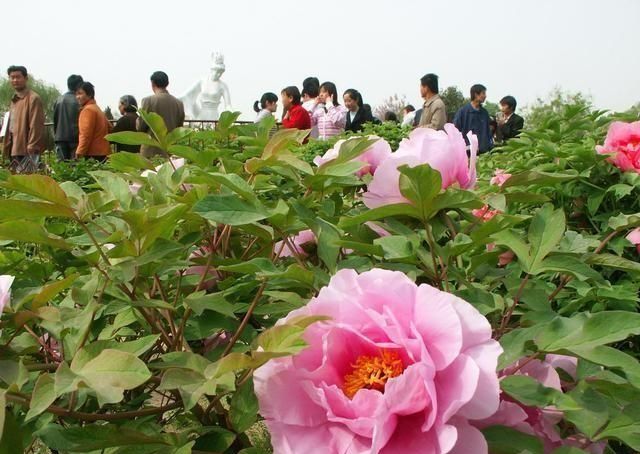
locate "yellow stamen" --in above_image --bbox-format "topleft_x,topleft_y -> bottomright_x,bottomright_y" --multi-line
343,350 -> 404,399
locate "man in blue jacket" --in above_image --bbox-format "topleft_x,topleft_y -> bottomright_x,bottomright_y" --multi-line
453,84 -> 493,153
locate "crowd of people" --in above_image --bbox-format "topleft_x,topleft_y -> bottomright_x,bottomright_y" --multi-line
1,65 -> 524,174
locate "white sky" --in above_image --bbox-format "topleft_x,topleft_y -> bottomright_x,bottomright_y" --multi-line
3,0 -> 639,120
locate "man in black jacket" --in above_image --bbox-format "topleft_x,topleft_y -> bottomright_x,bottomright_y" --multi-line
53,74 -> 83,160
496,95 -> 524,143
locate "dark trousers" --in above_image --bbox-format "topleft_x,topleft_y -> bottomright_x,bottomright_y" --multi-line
55,141 -> 77,160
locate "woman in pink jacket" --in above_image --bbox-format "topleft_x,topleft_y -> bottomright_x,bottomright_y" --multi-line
310,81 -> 348,140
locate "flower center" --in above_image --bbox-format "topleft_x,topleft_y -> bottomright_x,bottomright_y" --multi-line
343,350 -> 404,399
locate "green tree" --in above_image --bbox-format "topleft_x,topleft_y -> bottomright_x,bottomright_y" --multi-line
0,76 -> 61,121
440,86 -> 467,121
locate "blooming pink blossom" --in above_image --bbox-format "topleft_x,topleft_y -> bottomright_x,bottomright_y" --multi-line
596,121 -> 640,173
274,230 -> 317,258
490,169 -> 512,186
0,275 -> 14,314
363,124 -> 478,209
314,136 -> 392,177
254,268 -> 502,454
626,228 -> 640,254
472,205 -> 501,222
477,354 -> 604,454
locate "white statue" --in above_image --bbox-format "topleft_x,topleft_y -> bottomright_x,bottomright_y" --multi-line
181,52 -> 232,121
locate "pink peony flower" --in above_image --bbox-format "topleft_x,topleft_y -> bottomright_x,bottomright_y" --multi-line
254,268 -> 503,454
363,124 -> 478,209
274,230 -> 317,258
0,275 -> 14,314
472,205 -> 501,222
490,169 -> 512,186
596,121 -> 640,173
477,354 -> 604,454
314,136 -> 393,177
626,227 -> 640,254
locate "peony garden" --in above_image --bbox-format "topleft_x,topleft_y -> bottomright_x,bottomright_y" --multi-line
2,100 -> 640,454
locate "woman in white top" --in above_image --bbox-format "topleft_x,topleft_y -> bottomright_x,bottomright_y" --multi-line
254,92 -> 278,123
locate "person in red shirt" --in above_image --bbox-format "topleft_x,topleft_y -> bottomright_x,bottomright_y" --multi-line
281,86 -> 311,132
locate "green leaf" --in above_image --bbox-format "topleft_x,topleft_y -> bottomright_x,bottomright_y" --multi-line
218,258 -> 277,275
35,424 -> 169,451
339,203 -> 421,228
569,345 -> 640,389
72,335 -> 160,371
483,425 -> 543,454
536,255 -> 605,282
594,404 -> 640,449
431,188 -> 482,214
551,447 -> 589,454
0,361 -> 29,390
535,312 -> 640,352
398,164 -> 441,220
138,109 -> 168,148
107,149 -> 156,172
0,220 -> 71,250
193,194 -> 268,225
25,373 -> 56,421
229,378 -> 259,433
492,229 -> 531,267
31,273 -> 79,310
184,292 -> 237,317
374,235 -> 417,260
0,174 -> 70,206
501,170 -> 578,188
564,384 -> 609,438
315,137 -> 378,174
90,171 -> 133,210
0,199 -> 75,220
71,349 -> 152,406
313,218 -> 341,273
501,375 -> 562,407
105,131 -> 161,147
586,253 -> 640,274
608,212 -> 640,231
202,172 -> 259,204
192,428 -> 236,453
527,204 -> 566,272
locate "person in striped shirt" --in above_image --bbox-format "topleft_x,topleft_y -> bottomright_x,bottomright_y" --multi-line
310,81 -> 348,140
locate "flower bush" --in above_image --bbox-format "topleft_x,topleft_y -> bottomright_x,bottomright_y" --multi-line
0,105 -> 640,453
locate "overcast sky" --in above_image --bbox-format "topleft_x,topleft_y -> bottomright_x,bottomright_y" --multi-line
3,0 -> 639,120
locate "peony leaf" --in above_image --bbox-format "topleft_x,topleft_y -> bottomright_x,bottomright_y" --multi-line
482,425 -> 544,454
25,373 -> 56,421
398,164 -> 442,221
193,194 -> 269,225
229,378 -> 259,433
0,174 -> 71,206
